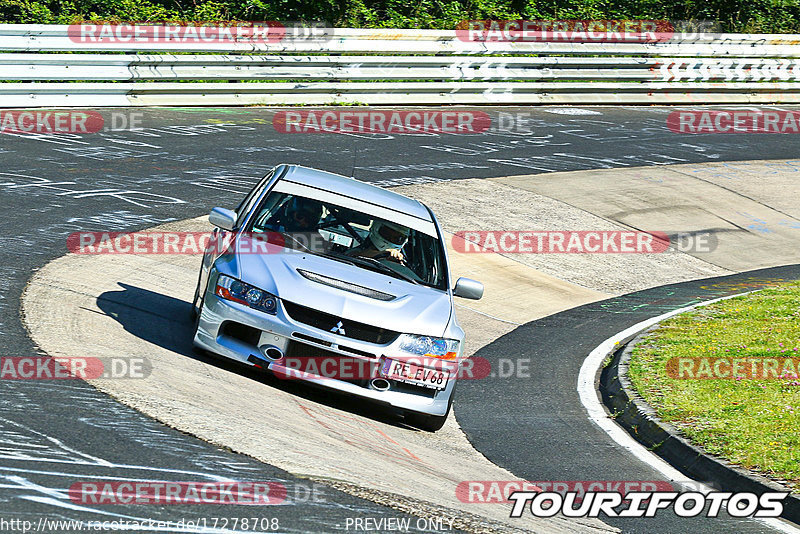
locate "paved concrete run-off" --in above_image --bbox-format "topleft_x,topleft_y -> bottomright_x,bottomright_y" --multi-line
394,177 -> 730,295
22,215 -> 613,534
492,159 -> 800,274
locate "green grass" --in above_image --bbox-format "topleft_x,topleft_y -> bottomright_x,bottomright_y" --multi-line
3,0 -> 800,34
628,281 -> 800,492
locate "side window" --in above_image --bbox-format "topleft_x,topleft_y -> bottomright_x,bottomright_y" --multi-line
236,170 -> 275,222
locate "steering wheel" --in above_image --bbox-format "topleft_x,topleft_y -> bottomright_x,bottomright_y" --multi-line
373,250 -> 407,266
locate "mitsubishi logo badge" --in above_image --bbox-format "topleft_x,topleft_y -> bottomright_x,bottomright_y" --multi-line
331,321 -> 346,335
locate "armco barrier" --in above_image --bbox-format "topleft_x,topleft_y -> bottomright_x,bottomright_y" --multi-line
1,25 -> 800,106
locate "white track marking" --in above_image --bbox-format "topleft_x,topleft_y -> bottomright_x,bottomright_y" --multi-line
577,293 -> 800,534
20,495 -> 262,533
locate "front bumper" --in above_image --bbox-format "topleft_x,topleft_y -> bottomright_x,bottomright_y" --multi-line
193,292 -> 458,417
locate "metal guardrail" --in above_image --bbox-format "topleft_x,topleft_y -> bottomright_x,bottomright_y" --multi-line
1,24 -> 800,106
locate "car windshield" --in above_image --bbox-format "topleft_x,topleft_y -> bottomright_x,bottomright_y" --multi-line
247,191 -> 446,289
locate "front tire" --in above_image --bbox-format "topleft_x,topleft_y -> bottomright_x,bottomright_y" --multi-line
404,410 -> 449,432
190,284 -> 202,323
191,269 -> 210,327
190,287 -> 206,355
404,391 -> 454,432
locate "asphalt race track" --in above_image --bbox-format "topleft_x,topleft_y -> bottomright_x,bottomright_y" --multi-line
457,265 -> 800,534
3,105 -> 800,533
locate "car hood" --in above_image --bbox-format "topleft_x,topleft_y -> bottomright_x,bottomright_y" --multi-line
233,241 -> 451,338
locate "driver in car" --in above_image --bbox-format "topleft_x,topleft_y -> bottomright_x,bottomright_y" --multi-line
270,197 -> 323,233
259,197 -> 327,253
348,220 -> 410,263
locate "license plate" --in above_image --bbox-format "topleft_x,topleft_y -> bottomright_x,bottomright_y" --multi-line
380,358 -> 449,390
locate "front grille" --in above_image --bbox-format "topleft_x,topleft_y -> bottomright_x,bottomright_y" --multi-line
292,332 -> 333,347
283,300 -> 399,345
291,332 -> 376,359
338,345 -> 375,359
285,341 -> 342,359
284,341 -> 375,385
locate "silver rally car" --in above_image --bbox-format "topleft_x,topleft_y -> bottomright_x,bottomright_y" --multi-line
191,164 -> 483,431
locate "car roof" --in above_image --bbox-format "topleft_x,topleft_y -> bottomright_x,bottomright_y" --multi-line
278,165 -> 433,223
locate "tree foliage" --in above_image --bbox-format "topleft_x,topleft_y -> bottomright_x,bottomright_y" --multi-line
0,0 -> 795,33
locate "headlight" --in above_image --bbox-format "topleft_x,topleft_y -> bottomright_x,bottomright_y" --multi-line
215,274 -> 278,315
397,334 -> 460,360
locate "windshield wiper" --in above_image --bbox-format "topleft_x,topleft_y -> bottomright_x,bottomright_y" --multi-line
277,239 -> 419,285
351,255 -> 419,285
272,232 -> 343,262
281,237 -> 363,269
277,231 -> 314,253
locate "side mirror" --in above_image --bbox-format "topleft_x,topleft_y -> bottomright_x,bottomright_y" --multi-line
453,277 -> 484,300
209,207 -> 236,231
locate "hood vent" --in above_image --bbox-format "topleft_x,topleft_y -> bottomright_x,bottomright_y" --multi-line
297,269 -> 396,301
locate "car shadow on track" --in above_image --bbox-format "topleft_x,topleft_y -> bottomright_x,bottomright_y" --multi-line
96,282 -> 416,430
